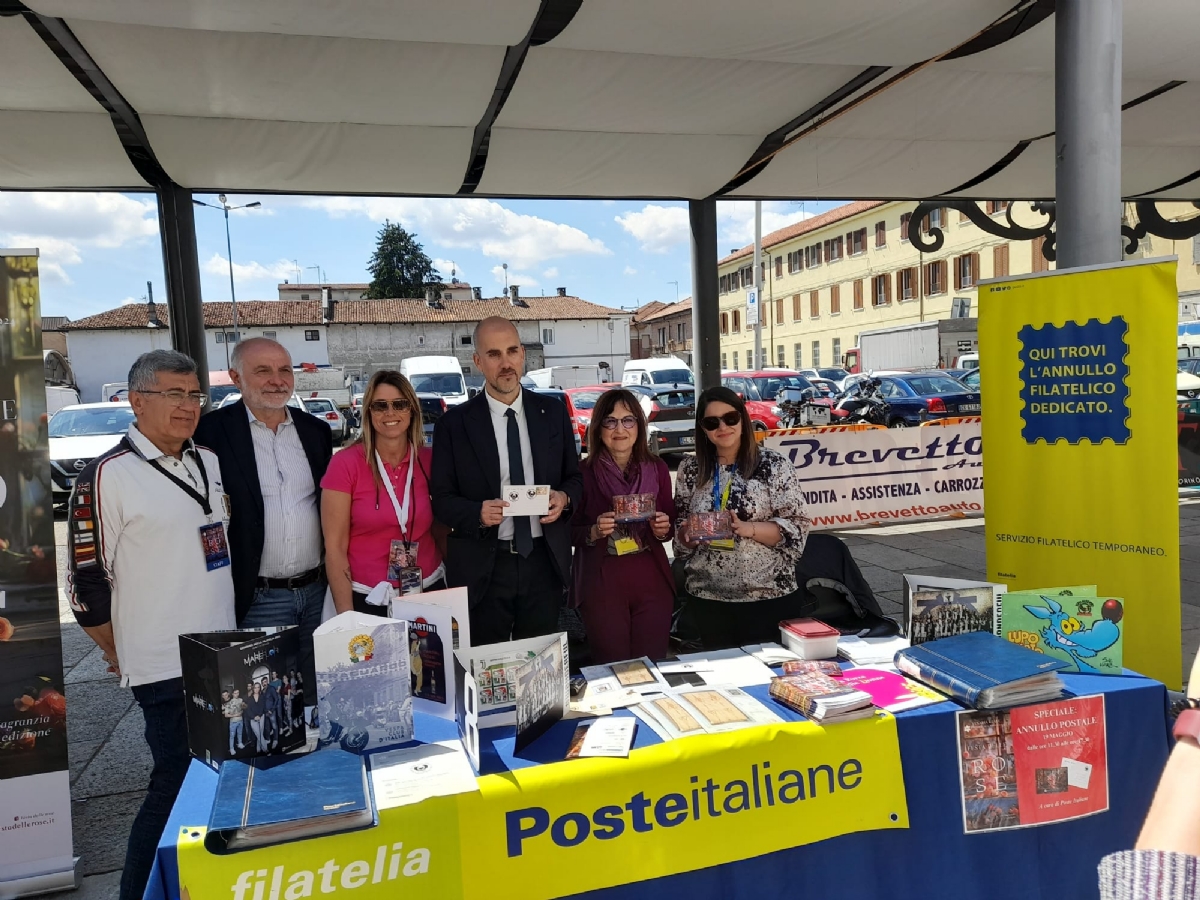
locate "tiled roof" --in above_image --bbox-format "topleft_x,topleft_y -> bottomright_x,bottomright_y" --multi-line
62,296 -> 626,330
631,300 -> 668,323
636,297 -> 692,323
719,200 -> 889,265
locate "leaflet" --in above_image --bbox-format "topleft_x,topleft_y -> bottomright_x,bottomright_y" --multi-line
741,642 -> 803,666
638,685 -> 781,740
581,657 -> 670,696
368,740 -> 478,810
566,718 -> 637,759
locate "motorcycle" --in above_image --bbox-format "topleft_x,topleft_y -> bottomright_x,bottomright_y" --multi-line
833,378 -> 891,426
775,386 -> 835,428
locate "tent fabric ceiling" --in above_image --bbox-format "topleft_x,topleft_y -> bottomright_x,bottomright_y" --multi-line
6,0 -> 1200,200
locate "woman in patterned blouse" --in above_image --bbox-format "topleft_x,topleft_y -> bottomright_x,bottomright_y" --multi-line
674,386 -> 811,649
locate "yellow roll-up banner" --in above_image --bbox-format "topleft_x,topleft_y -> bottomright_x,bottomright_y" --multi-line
177,714 -> 907,900
980,258 -> 1181,687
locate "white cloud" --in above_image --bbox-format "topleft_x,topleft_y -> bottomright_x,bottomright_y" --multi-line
491,265 -> 538,290
623,265 -> 638,276
614,205 -> 689,254
297,197 -> 609,269
203,254 -> 296,283
120,296 -> 141,306
432,258 -> 463,281
0,192 -> 158,285
542,267 -> 559,279
717,200 -> 814,248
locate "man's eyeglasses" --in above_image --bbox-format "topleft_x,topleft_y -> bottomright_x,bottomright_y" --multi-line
701,411 -> 741,431
135,389 -> 208,408
601,415 -> 638,431
369,399 -> 412,413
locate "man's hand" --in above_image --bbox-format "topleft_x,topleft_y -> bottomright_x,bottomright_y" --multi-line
480,499 -> 508,528
540,490 -> 570,524
650,511 -> 671,540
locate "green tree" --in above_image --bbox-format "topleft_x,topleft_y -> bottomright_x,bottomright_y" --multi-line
365,220 -> 442,299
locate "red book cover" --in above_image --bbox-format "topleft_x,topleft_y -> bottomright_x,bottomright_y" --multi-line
957,694 -> 1107,833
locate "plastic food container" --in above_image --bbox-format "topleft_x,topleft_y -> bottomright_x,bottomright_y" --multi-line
779,618 -> 841,660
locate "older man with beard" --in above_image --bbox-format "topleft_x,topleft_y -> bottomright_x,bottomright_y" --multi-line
194,338 -> 333,692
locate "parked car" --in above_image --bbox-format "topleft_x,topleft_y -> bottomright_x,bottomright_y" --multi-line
621,356 -> 693,387
528,388 -> 583,456
302,397 -> 348,442
49,402 -> 136,502
799,367 -> 852,390
625,384 -> 696,456
564,383 -> 621,449
874,373 -> 982,427
960,369 -> 981,391
722,370 -> 816,430
1179,363 -> 1200,399
416,393 -> 447,446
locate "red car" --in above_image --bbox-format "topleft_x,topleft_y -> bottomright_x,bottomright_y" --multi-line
721,370 -> 829,430
564,383 -> 622,449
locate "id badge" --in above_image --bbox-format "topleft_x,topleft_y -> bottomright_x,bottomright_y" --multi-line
708,537 -> 737,552
387,539 -> 419,583
397,567 -> 423,595
613,536 -> 640,556
199,521 -> 231,571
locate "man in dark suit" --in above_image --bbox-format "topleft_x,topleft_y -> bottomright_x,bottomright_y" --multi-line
431,316 -> 582,645
194,338 -> 333,688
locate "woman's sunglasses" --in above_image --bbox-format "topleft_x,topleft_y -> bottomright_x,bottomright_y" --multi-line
369,399 -> 412,413
701,411 -> 742,431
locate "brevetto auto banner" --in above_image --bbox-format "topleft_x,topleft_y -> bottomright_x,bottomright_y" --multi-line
980,258 -> 1180,689
0,250 -> 77,894
760,419 -> 983,531
177,713 -> 907,900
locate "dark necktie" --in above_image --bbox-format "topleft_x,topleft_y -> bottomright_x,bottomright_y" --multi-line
505,408 -> 533,557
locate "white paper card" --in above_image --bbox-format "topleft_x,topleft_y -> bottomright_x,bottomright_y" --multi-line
581,657 -> 670,695
675,648 -> 776,687
369,740 -> 478,810
501,484 -> 550,516
579,718 -> 637,758
741,642 -> 802,665
1062,756 -> 1092,790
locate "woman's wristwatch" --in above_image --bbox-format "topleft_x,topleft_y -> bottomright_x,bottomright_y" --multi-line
1174,708 -> 1200,744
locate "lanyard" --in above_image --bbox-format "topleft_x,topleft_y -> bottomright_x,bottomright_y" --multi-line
378,449 -> 417,543
148,449 -> 212,519
711,466 -> 732,512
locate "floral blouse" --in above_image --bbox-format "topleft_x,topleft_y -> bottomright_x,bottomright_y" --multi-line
672,447 -> 810,602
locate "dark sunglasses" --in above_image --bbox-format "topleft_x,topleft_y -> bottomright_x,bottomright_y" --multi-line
369,399 -> 412,413
701,411 -> 741,431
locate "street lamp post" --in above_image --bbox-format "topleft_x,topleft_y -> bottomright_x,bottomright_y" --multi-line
193,194 -> 262,367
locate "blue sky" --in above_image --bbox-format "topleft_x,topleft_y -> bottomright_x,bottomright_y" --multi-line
0,192 -> 840,320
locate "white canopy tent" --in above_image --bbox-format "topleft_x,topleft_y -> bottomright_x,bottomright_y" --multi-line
0,0 -> 1193,381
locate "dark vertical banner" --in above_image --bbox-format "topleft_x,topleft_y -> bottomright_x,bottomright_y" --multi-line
0,251 -> 77,893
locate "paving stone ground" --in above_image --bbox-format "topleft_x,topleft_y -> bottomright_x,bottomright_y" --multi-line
52,500 -> 1200,897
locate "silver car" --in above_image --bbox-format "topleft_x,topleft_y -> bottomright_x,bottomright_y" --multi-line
302,397 -> 348,442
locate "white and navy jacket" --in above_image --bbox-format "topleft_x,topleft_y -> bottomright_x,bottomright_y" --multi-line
67,424 -> 236,687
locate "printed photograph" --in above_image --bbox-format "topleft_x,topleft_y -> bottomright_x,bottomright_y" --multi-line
910,587 -> 995,645
611,659 -> 656,687
1035,766 -> 1069,794
964,796 -> 1021,833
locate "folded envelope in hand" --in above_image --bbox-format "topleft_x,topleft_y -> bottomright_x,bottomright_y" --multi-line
501,484 -> 550,516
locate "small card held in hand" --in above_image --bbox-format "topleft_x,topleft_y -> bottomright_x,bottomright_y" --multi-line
613,493 -> 656,523
502,485 -> 550,517
689,510 -> 734,541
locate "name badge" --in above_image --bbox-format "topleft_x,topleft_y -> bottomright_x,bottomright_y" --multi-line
388,540 -> 423,594
613,536 -> 640,556
707,538 -> 737,552
199,522 -> 231,571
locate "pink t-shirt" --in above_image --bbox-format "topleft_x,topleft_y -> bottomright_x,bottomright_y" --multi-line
320,443 -> 442,586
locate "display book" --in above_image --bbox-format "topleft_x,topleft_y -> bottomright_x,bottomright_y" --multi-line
994,584 -> 1125,675
903,574 -> 1006,646
894,631 -> 1070,709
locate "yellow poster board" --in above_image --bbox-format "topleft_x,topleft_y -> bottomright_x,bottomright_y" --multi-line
980,259 -> 1180,687
177,714 -> 907,900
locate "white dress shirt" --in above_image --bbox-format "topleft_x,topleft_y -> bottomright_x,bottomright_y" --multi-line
485,388 -> 543,540
246,406 -> 322,577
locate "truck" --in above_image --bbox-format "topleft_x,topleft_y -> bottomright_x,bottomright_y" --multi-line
843,319 -> 978,373
399,355 -> 470,406
524,364 -> 609,389
293,363 -> 351,409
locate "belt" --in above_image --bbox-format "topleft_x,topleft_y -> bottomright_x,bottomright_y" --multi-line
256,565 -> 324,590
496,536 -> 545,555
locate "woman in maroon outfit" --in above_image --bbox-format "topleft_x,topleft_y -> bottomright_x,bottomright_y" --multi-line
572,388 -> 676,663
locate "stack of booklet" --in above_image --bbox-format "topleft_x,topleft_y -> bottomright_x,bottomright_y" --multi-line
894,631 -> 1069,709
768,670 -> 875,723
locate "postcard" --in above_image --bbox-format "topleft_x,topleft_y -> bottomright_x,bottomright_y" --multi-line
501,484 -> 550,517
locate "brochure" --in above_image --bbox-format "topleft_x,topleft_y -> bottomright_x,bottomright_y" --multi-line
461,633 -> 569,714
387,597 -> 456,720
581,656 -> 670,696
313,613 -> 413,754
453,652 -> 480,771
956,694 -> 1108,834
639,685 -> 781,739
514,633 -> 570,752
836,668 -> 946,712
566,718 -> 638,759
368,740 -> 478,810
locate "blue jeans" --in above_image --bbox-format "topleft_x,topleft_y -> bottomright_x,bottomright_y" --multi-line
240,577 -> 326,695
228,719 -> 243,754
120,677 -> 188,900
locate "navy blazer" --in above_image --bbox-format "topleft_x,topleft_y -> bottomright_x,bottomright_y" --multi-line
194,401 -> 333,622
430,389 -> 583,609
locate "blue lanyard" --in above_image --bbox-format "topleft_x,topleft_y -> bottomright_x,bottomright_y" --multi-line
712,466 -> 732,511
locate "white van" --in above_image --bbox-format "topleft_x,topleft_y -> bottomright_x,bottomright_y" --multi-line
621,356 -> 694,387
399,355 -> 469,406
525,365 -> 604,390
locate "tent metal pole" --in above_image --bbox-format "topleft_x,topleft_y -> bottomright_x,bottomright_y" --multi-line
157,183 -> 210,395
689,198 -> 720,392
1055,0 -> 1123,269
